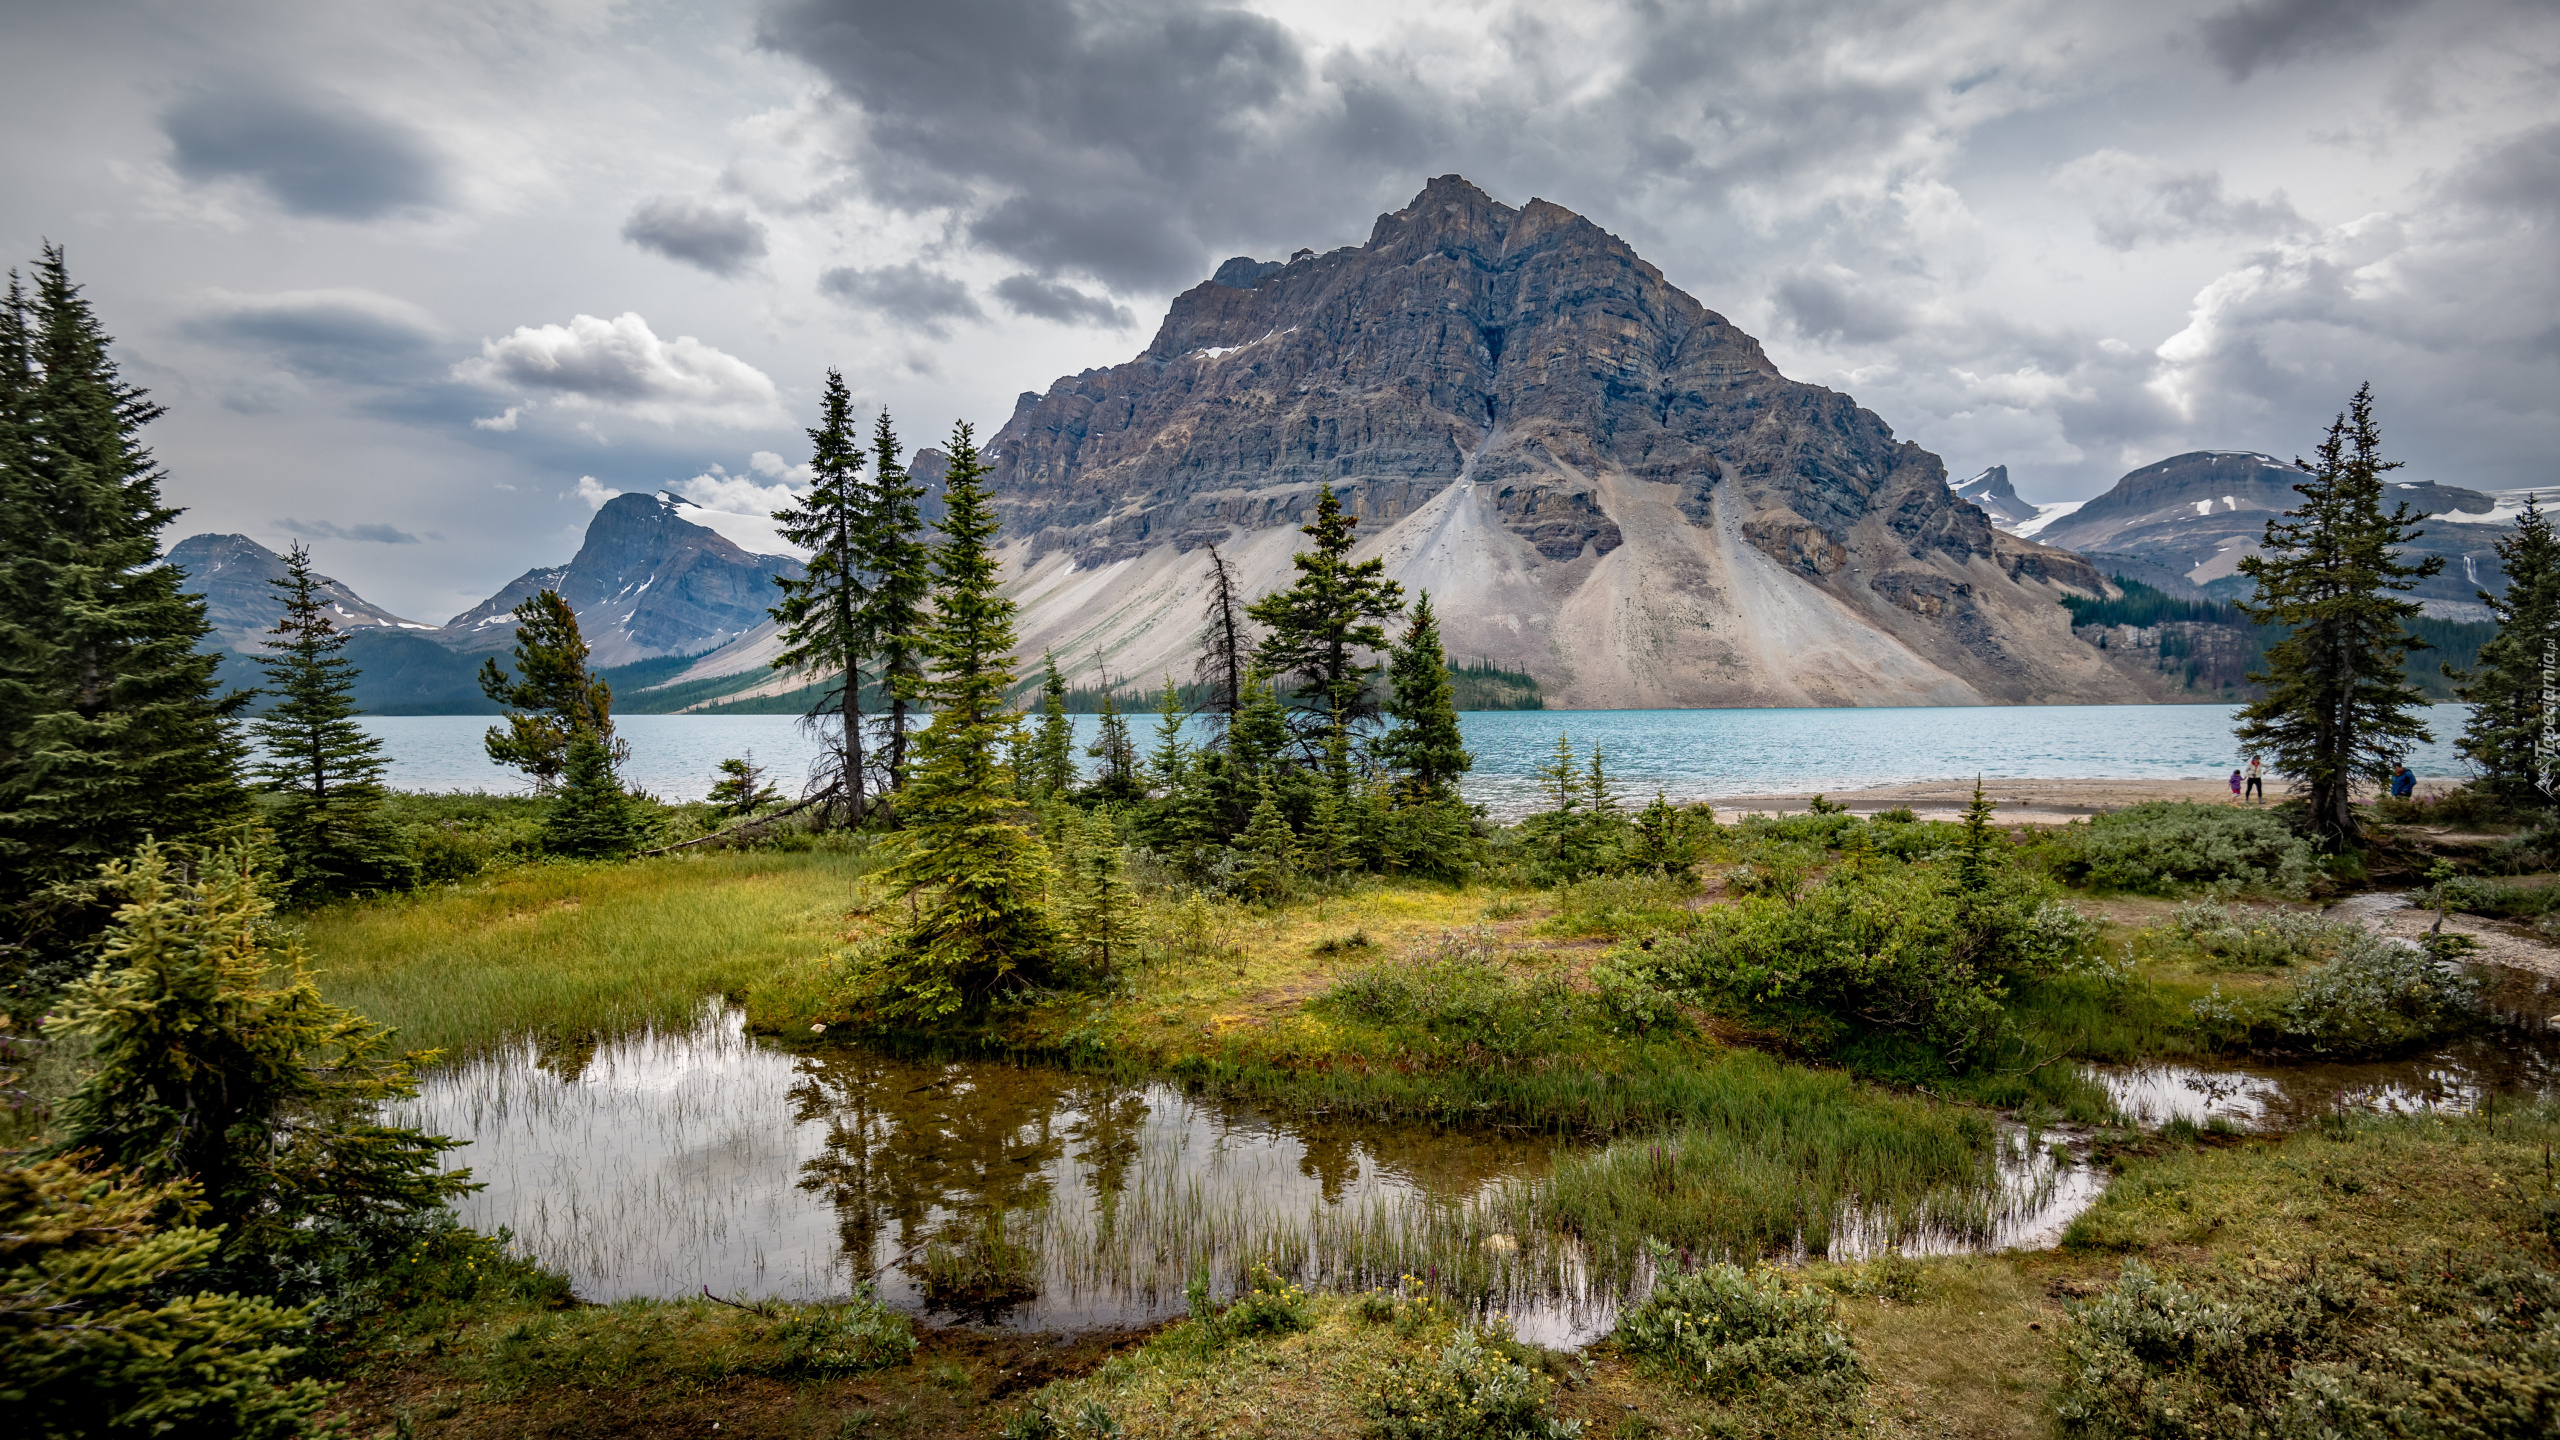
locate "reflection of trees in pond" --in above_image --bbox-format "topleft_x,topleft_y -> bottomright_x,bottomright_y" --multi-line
1060,1081 -> 1151,1204
787,1053 -> 1069,1277
1295,1126 -> 1363,1205
527,1029 -> 599,1084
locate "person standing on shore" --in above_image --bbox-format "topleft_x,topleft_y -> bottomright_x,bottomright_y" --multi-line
2230,769 -> 2244,799
2244,756 -> 2264,802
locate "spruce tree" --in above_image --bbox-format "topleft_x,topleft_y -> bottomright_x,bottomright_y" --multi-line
1062,808 -> 1144,973
1033,652 -> 1076,797
860,409 -> 933,795
1378,590 -> 1472,798
2454,493 -> 2560,806
2233,385 -> 2443,848
1147,675 -> 1189,791
543,729 -> 647,858
248,543 -> 414,901
1248,485 -> 1405,751
708,753 -> 781,818
770,370 -> 871,824
0,247 -> 247,967
1233,778 -> 1299,902
477,589 -> 616,792
46,840 -> 470,1271
877,422 -> 1058,1017
1087,670 -> 1138,798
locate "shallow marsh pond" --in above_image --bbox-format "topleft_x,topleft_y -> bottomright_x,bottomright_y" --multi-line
398,980 -> 2559,1338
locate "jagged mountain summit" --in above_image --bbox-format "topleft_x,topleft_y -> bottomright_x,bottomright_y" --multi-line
168,533 -> 429,650
2031,450 -> 2514,614
972,174 -> 2135,707
1950,467 -> 2035,528
432,492 -> 804,668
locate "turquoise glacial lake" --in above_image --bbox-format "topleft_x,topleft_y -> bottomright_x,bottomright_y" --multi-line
356,704 -> 2477,819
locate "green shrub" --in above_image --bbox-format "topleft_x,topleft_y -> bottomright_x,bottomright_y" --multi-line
1654,863 -> 2093,1067
407,821 -> 494,883
1218,1262 -> 1312,1338
1613,1248 -> 1863,1401
1544,871 -> 1701,938
2168,899 -> 2356,972
775,1286 -> 916,1374
0,1156 -> 327,1440
2058,1253 -> 2560,1439
2053,802 -> 2315,896
2270,934 -> 2480,1055
1365,1325 -> 1584,1439
1318,930 -> 1581,1058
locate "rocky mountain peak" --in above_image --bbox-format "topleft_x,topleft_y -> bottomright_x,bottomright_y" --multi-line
981,175 -> 2128,708
434,492 -> 803,666
169,532 -> 425,650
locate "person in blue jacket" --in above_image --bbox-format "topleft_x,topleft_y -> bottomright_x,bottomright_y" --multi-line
2390,765 -> 2416,799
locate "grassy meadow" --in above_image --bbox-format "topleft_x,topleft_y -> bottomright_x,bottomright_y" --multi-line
244,800 -> 2560,1439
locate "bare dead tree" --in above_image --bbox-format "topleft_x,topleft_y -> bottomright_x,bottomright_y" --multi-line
1194,543 -> 1250,730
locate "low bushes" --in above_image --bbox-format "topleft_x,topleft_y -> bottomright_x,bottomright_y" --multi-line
2168,898 -> 2356,972
2190,932 -> 2483,1057
1644,861 -> 2098,1069
2058,1253 -> 2560,1439
2050,801 -> 2316,896
1316,929 -> 1583,1059
1614,1247 -> 1864,1404
1365,1325 -> 1585,1439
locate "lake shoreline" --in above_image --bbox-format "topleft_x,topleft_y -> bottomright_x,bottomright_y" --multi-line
1708,775 -> 2466,825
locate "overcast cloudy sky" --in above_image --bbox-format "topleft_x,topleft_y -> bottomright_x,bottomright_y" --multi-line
5,0 -> 2555,621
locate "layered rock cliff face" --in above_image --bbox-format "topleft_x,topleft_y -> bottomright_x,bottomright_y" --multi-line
982,175 -> 2137,708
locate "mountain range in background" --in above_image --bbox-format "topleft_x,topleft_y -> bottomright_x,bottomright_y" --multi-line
172,175 -> 2535,717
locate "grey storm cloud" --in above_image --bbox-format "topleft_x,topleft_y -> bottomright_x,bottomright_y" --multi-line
992,273 -> 1134,328
2197,0 -> 2426,81
621,196 -> 770,276
182,288 -> 441,384
2055,153 -> 2307,250
1774,271 -> 1915,346
279,518 -> 422,544
161,89 -> 444,219
817,262 -> 985,336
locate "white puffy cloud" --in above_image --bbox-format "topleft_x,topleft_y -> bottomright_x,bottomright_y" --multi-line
572,475 -> 618,508
455,313 -> 783,429
670,466 -> 805,558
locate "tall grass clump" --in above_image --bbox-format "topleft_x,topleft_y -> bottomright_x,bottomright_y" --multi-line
2168,898 -> 2358,972
2049,802 -> 2315,896
298,850 -> 880,1057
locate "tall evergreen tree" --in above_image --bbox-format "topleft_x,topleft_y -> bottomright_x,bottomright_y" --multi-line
477,589 -> 615,792
1033,652 -> 1076,797
542,730 -> 647,858
1147,675 -> 1189,791
46,840 -> 469,1273
770,371 -> 872,824
248,543 -> 414,900
2454,493 -> 2560,806
2233,385 -> 2442,848
1087,668 -> 1138,797
1248,486 -> 1405,751
860,409 -> 933,796
1377,589 -> 1472,798
1195,542 -> 1251,727
0,246 -> 246,976
877,422 -> 1058,1017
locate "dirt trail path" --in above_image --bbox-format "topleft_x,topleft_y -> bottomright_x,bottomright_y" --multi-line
2328,891 -> 2560,981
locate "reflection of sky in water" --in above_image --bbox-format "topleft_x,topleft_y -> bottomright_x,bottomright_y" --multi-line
2096,1013 -> 2559,1133
393,1005 -> 1546,1327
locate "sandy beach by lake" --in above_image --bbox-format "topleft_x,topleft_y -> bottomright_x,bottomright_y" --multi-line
1714,776 -> 2464,825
